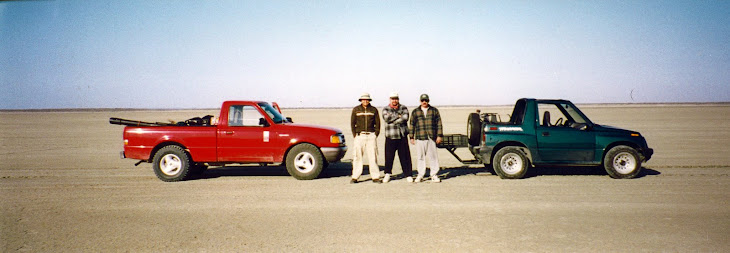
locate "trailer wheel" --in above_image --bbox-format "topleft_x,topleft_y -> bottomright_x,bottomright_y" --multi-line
285,144 -> 324,180
466,113 -> 482,146
152,145 -> 192,182
493,147 -> 529,179
603,145 -> 642,179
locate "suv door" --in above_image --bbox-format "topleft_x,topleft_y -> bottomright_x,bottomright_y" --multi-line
217,105 -> 275,162
536,102 -> 595,162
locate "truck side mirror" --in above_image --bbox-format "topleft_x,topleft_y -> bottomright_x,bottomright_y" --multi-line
286,117 -> 293,123
259,118 -> 270,127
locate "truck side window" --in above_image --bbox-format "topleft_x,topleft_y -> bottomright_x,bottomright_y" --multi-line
229,105 -> 244,126
229,105 -> 267,127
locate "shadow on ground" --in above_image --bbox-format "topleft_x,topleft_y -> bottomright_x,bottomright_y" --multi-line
524,166 -> 661,179
187,162 -> 660,181
190,162 -> 354,181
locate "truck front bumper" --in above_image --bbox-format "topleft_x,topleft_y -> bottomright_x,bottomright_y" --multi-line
321,146 -> 347,163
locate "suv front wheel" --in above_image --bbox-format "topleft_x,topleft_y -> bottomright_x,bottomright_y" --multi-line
603,145 -> 642,179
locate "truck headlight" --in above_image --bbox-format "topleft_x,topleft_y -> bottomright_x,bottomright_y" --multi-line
330,134 -> 344,144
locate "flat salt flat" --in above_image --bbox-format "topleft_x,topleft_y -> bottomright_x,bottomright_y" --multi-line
1,104 -> 729,252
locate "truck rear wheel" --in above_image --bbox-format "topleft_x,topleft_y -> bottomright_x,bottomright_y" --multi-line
285,144 -> 324,180
603,145 -> 642,179
493,147 -> 529,179
152,145 -> 192,182
467,113 -> 481,146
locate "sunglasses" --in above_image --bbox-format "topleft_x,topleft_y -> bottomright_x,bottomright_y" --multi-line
421,99 -> 429,102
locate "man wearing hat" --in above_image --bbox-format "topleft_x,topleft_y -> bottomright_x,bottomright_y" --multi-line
382,92 -> 413,183
409,94 -> 443,183
350,93 -> 381,184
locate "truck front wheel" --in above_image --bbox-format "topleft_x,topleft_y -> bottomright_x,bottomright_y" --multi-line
603,145 -> 642,179
285,144 -> 324,180
493,147 -> 529,179
152,145 -> 192,182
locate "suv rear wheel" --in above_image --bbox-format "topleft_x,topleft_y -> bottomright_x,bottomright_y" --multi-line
493,146 -> 529,179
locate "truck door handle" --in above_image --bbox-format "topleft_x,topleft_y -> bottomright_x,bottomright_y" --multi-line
225,131 -> 234,135
542,132 -> 550,136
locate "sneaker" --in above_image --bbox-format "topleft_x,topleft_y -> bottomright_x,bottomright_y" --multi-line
431,176 -> 441,183
414,176 -> 423,183
405,176 -> 414,183
350,178 -> 358,184
373,178 -> 382,184
383,174 -> 391,183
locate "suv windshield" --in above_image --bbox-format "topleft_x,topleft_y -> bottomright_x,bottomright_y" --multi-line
559,102 -> 588,124
258,102 -> 288,124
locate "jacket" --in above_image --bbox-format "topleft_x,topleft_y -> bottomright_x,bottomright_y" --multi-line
351,104 -> 380,137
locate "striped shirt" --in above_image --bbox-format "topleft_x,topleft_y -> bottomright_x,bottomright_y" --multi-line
382,104 -> 409,139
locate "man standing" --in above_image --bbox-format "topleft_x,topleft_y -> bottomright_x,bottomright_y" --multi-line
382,92 -> 413,183
409,94 -> 443,183
350,93 -> 381,184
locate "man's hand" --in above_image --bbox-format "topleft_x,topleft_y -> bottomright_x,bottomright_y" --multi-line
410,138 -> 415,145
436,136 -> 442,144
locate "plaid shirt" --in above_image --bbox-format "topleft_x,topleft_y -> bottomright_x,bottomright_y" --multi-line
409,106 -> 443,140
382,104 -> 409,139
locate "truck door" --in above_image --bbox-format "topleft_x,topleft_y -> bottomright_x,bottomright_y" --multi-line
536,103 -> 595,162
217,105 -> 275,162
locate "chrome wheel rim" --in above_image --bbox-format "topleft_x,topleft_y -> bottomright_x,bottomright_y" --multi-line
159,154 -> 182,176
294,152 -> 315,173
500,153 -> 523,175
613,152 -> 637,174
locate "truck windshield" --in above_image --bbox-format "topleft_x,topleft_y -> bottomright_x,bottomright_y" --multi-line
258,102 -> 288,124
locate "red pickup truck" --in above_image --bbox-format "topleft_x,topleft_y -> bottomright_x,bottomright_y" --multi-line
110,101 -> 347,182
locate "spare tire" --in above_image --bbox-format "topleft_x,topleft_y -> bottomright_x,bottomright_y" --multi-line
466,113 -> 482,146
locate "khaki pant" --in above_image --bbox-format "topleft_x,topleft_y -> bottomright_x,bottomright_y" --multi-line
352,133 -> 380,180
415,139 -> 440,178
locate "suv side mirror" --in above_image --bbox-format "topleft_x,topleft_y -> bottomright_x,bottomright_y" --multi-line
286,117 -> 293,123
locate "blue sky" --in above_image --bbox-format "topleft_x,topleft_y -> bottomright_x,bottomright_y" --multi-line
1,0 -> 728,109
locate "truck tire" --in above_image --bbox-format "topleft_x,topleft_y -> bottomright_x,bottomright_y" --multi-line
285,144 -> 324,180
493,147 -> 529,179
603,145 -> 642,179
152,145 -> 192,182
467,113 -> 481,146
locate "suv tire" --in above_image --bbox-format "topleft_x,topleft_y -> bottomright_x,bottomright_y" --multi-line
603,145 -> 642,179
467,113 -> 481,146
493,146 -> 529,179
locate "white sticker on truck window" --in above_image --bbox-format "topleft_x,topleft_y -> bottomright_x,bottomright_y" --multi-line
264,131 -> 270,142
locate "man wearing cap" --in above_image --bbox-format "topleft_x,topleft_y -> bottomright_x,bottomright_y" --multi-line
409,94 -> 443,183
350,93 -> 381,184
382,92 -> 413,183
